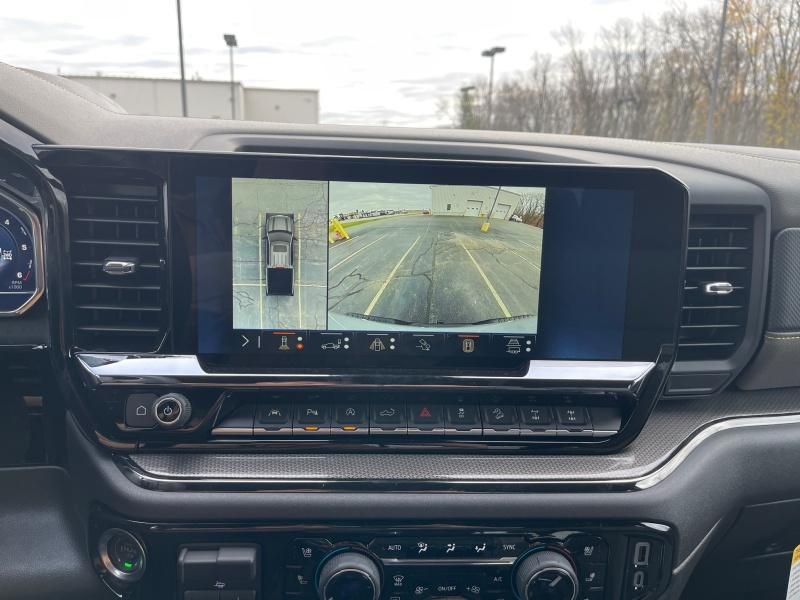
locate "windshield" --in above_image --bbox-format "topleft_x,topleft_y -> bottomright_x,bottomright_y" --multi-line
3,0 -> 798,148
269,216 -> 291,232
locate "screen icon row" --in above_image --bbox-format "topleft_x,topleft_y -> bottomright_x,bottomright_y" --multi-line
231,330 -> 535,357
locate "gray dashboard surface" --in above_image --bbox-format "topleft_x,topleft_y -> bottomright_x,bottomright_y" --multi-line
130,387 -> 800,483
0,466 -> 106,599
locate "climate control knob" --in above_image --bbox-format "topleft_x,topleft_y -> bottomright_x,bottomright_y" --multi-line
317,551 -> 381,600
513,550 -> 578,600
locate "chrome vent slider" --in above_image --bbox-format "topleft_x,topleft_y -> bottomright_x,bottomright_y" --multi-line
102,257 -> 139,276
701,281 -> 734,296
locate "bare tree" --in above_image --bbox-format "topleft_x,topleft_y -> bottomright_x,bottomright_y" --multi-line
446,0 -> 800,149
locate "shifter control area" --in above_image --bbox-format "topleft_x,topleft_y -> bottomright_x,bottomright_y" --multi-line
177,544 -> 260,599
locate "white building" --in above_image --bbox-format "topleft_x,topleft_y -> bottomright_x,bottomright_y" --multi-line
431,186 -> 521,220
66,75 -> 319,124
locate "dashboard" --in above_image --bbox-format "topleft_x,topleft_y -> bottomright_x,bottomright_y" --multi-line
1,63 -> 799,600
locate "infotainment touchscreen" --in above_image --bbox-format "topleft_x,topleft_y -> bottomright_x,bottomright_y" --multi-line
171,155 -> 686,367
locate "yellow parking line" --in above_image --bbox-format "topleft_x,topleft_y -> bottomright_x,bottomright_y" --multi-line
297,236 -> 302,327
329,233 -> 388,271
364,235 -> 421,316
460,242 -> 512,318
258,213 -> 264,330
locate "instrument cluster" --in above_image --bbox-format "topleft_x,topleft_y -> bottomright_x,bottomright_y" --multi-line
0,192 -> 42,316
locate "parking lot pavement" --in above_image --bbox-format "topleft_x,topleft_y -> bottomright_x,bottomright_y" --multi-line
231,179 -> 328,329
327,214 -> 542,328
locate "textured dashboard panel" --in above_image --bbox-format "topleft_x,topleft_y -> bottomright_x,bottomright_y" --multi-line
766,228 -> 800,332
739,227 -> 800,390
131,388 -> 800,483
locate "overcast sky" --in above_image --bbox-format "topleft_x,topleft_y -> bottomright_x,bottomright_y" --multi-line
1,0 -> 709,127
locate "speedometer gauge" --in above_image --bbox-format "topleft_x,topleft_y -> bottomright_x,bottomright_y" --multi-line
0,195 -> 43,315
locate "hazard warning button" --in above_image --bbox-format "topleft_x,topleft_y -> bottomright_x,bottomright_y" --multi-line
407,404 -> 444,435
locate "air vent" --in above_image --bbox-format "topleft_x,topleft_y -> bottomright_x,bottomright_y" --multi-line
678,212 -> 754,361
66,170 -> 166,351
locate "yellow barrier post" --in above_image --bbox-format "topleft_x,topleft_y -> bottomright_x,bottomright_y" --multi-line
329,218 -> 351,243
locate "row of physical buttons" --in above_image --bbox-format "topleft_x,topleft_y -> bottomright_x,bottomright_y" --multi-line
381,567 -> 510,600
213,402 -> 612,437
370,536 -> 528,559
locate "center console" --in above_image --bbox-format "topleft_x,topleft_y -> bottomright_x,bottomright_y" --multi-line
37,149 -> 689,600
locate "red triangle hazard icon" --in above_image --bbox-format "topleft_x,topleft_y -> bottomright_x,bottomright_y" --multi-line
419,407 -> 432,418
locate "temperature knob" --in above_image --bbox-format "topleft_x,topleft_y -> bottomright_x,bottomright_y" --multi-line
513,550 -> 578,600
317,551 -> 381,600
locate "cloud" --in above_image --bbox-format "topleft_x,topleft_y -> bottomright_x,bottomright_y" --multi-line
0,16 -> 81,34
237,45 -> 286,55
394,72 -> 476,86
59,58 -> 177,71
301,35 -> 357,48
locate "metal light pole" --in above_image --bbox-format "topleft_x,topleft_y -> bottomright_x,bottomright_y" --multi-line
176,0 -> 188,116
460,85 -> 476,128
706,0 -> 729,143
481,46 -> 505,127
224,34 -> 238,120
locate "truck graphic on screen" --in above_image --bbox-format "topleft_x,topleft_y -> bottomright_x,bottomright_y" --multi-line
262,213 -> 295,296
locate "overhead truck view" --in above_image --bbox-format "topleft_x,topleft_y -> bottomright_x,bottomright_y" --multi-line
231,178 -> 328,330
263,213 -> 295,296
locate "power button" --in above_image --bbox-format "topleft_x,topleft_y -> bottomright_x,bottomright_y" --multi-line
98,528 -> 146,584
153,393 -> 192,429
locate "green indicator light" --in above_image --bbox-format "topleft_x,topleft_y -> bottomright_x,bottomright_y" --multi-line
123,561 -> 134,569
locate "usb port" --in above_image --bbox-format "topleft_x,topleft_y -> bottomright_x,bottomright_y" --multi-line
633,570 -> 646,590
633,541 -> 651,566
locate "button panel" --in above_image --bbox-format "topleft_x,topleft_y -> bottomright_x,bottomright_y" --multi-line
211,396 -> 623,442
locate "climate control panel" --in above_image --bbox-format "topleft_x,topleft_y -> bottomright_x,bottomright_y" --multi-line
89,516 -> 673,600
287,534 -> 605,600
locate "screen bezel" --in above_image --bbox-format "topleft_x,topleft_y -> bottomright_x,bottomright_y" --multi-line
169,153 -> 687,369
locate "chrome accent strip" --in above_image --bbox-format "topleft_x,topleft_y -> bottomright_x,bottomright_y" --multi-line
75,353 -> 655,392
0,189 -> 45,316
115,412 -> 800,493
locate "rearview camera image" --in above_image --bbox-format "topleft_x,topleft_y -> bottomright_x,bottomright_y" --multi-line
327,182 -> 544,332
231,178 -> 328,329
